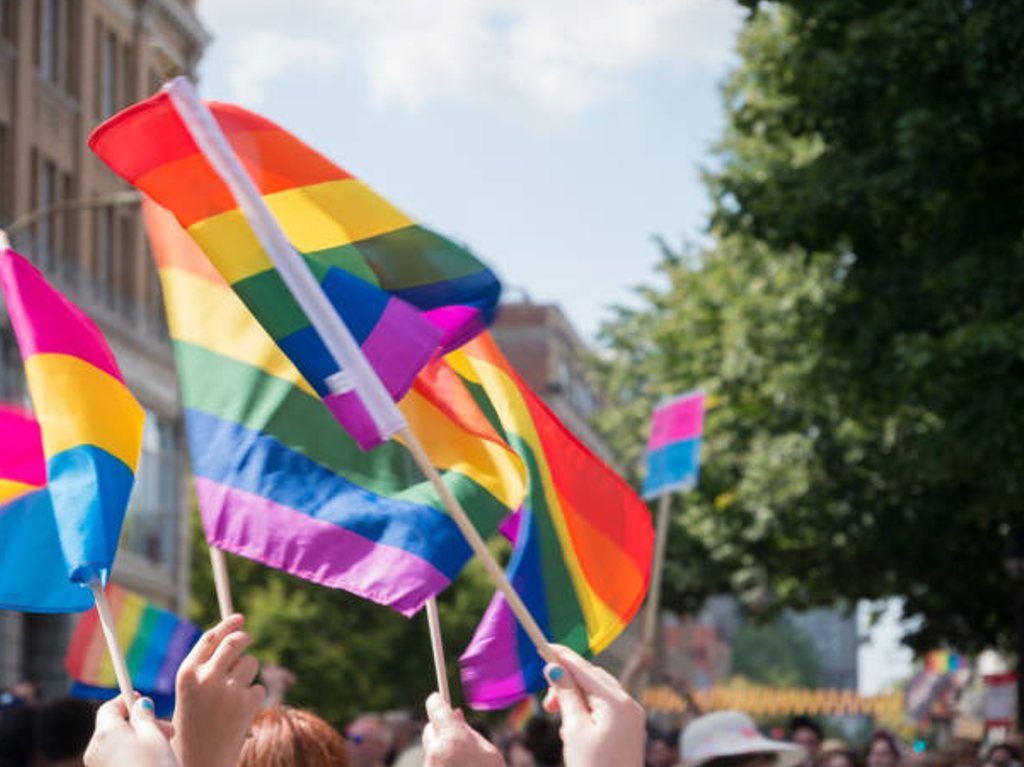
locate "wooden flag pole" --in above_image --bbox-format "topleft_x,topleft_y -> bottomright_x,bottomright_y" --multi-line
88,581 -> 135,701
208,546 -> 234,620
425,597 -> 451,704
637,492 -> 674,696
400,427 -> 555,664
166,77 -> 555,689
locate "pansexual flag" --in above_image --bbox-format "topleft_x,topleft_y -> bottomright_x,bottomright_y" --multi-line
90,84 -> 501,450
0,249 -> 144,585
641,390 -> 706,499
0,405 -> 93,612
66,584 -> 200,715
144,201 -> 526,614
457,334 -> 653,710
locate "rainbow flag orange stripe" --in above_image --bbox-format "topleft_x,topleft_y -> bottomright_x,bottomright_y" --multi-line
456,334 -> 654,709
65,585 -> 200,695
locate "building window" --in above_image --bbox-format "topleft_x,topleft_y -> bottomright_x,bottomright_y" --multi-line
117,213 -> 136,319
94,205 -> 113,307
0,124 -> 9,225
100,28 -> 116,118
58,171 -> 77,287
0,327 -> 26,402
122,414 -> 180,573
35,157 -> 58,273
0,0 -> 17,46
37,0 -> 55,81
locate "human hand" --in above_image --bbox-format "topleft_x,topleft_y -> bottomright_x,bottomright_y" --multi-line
84,695 -> 178,767
423,692 -> 506,767
171,614 -> 265,767
542,644 -> 646,767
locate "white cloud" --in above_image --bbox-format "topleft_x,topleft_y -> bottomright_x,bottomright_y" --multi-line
198,0 -> 742,116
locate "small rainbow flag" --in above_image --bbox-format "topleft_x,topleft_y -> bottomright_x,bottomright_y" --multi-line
925,650 -> 962,674
457,334 -> 654,710
0,248 -> 144,585
642,390 -> 706,499
0,405 -> 93,612
506,695 -> 540,732
141,200 -> 527,615
89,83 -> 501,450
66,585 -> 200,707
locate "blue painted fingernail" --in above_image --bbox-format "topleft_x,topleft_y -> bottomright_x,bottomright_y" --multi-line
548,666 -> 564,682
140,697 -> 154,712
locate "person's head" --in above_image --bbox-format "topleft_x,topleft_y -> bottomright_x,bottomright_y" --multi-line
237,706 -> 349,767
987,744 -> 1022,767
867,732 -> 902,767
8,683 -> 39,707
790,717 -> 824,761
34,697 -> 97,766
524,715 -> 563,767
821,749 -> 860,767
0,705 -> 35,767
345,714 -> 392,767
648,729 -> 682,767
681,711 -> 804,767
382,709 -> 419,757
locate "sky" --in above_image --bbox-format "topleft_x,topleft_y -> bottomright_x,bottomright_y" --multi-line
193,0 -> 915,692
194,0 -> 746,339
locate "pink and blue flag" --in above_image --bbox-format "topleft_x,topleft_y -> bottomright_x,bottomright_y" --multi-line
0,248 -> 145,586
641,390 -> 706,499
0,405 -> 93,612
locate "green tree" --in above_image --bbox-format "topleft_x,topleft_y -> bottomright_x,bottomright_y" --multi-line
731,619 -> 821,689
594,1 -> 1024,652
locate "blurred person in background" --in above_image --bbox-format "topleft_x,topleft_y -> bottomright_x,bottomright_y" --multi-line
985,743 -> 1022,767
680,710 -> 805,767
818,739 -> 860,767
35,697 -> 96,767
504,733 -> 538,767
0,704 -> 36,767
0,682 -> 39,708
347,713 -> 393,767
386,709 -> 425,767
789,717 -> 824,767
648,728 -> 682,767
867,731 -> 903,767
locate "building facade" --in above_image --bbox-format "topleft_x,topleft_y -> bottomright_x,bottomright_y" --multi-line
491,300 -> 615,464
0,0 -> 207,698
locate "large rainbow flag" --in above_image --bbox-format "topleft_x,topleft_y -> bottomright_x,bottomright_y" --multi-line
0,405 -> 93,612
89,84 -> 501,450
0,248 -> 144,585
456,334 -> 653,709
143,201 -> 526,614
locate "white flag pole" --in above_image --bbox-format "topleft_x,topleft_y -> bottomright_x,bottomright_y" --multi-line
164,78 -> 555,672
208,546 -> 234,620
425,597 -> 451,704
89,581 -> 135,702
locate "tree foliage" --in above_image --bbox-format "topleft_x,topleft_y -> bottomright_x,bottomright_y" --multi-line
731,619 -> 821,689
594,1 -> 1024,652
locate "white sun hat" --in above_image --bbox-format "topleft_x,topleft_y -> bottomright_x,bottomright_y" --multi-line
681,711 -> 806,767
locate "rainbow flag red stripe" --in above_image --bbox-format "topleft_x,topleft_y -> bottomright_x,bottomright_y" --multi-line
89,91 -> 501,449
456,335 -> 653,709
0,248 -> 144,585
65,584 -> 200,695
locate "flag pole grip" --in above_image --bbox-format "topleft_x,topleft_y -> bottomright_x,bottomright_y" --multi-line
425,597 -> 451,704
208,546 -> 234,620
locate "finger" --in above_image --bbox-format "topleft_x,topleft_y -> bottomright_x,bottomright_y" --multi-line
94,696 -> 131,734
425,691 -> 459,731
184,614 -> 245,667
542,687 -> 560,714
207,630 -> 253,676
155,719 -> 175,739
422,721 -> 437,749
550,644 -> 624,699
544,662 -> 589,726
130,697 -> 172,747
229,654 -> 260,687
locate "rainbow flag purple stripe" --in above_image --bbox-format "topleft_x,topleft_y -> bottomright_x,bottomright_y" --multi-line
641,390 -> 706,499
0,248 -> 144,585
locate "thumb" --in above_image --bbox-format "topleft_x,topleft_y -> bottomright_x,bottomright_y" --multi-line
129,697 -> 168,744
544,663 -> 589,727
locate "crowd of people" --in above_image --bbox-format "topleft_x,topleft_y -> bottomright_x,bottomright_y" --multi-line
1,614 -> 1021,767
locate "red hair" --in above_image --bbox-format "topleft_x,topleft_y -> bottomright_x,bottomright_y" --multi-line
237,706 -> 350,767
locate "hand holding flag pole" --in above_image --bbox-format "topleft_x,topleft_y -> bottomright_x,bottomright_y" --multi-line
163,77 -> 556,697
